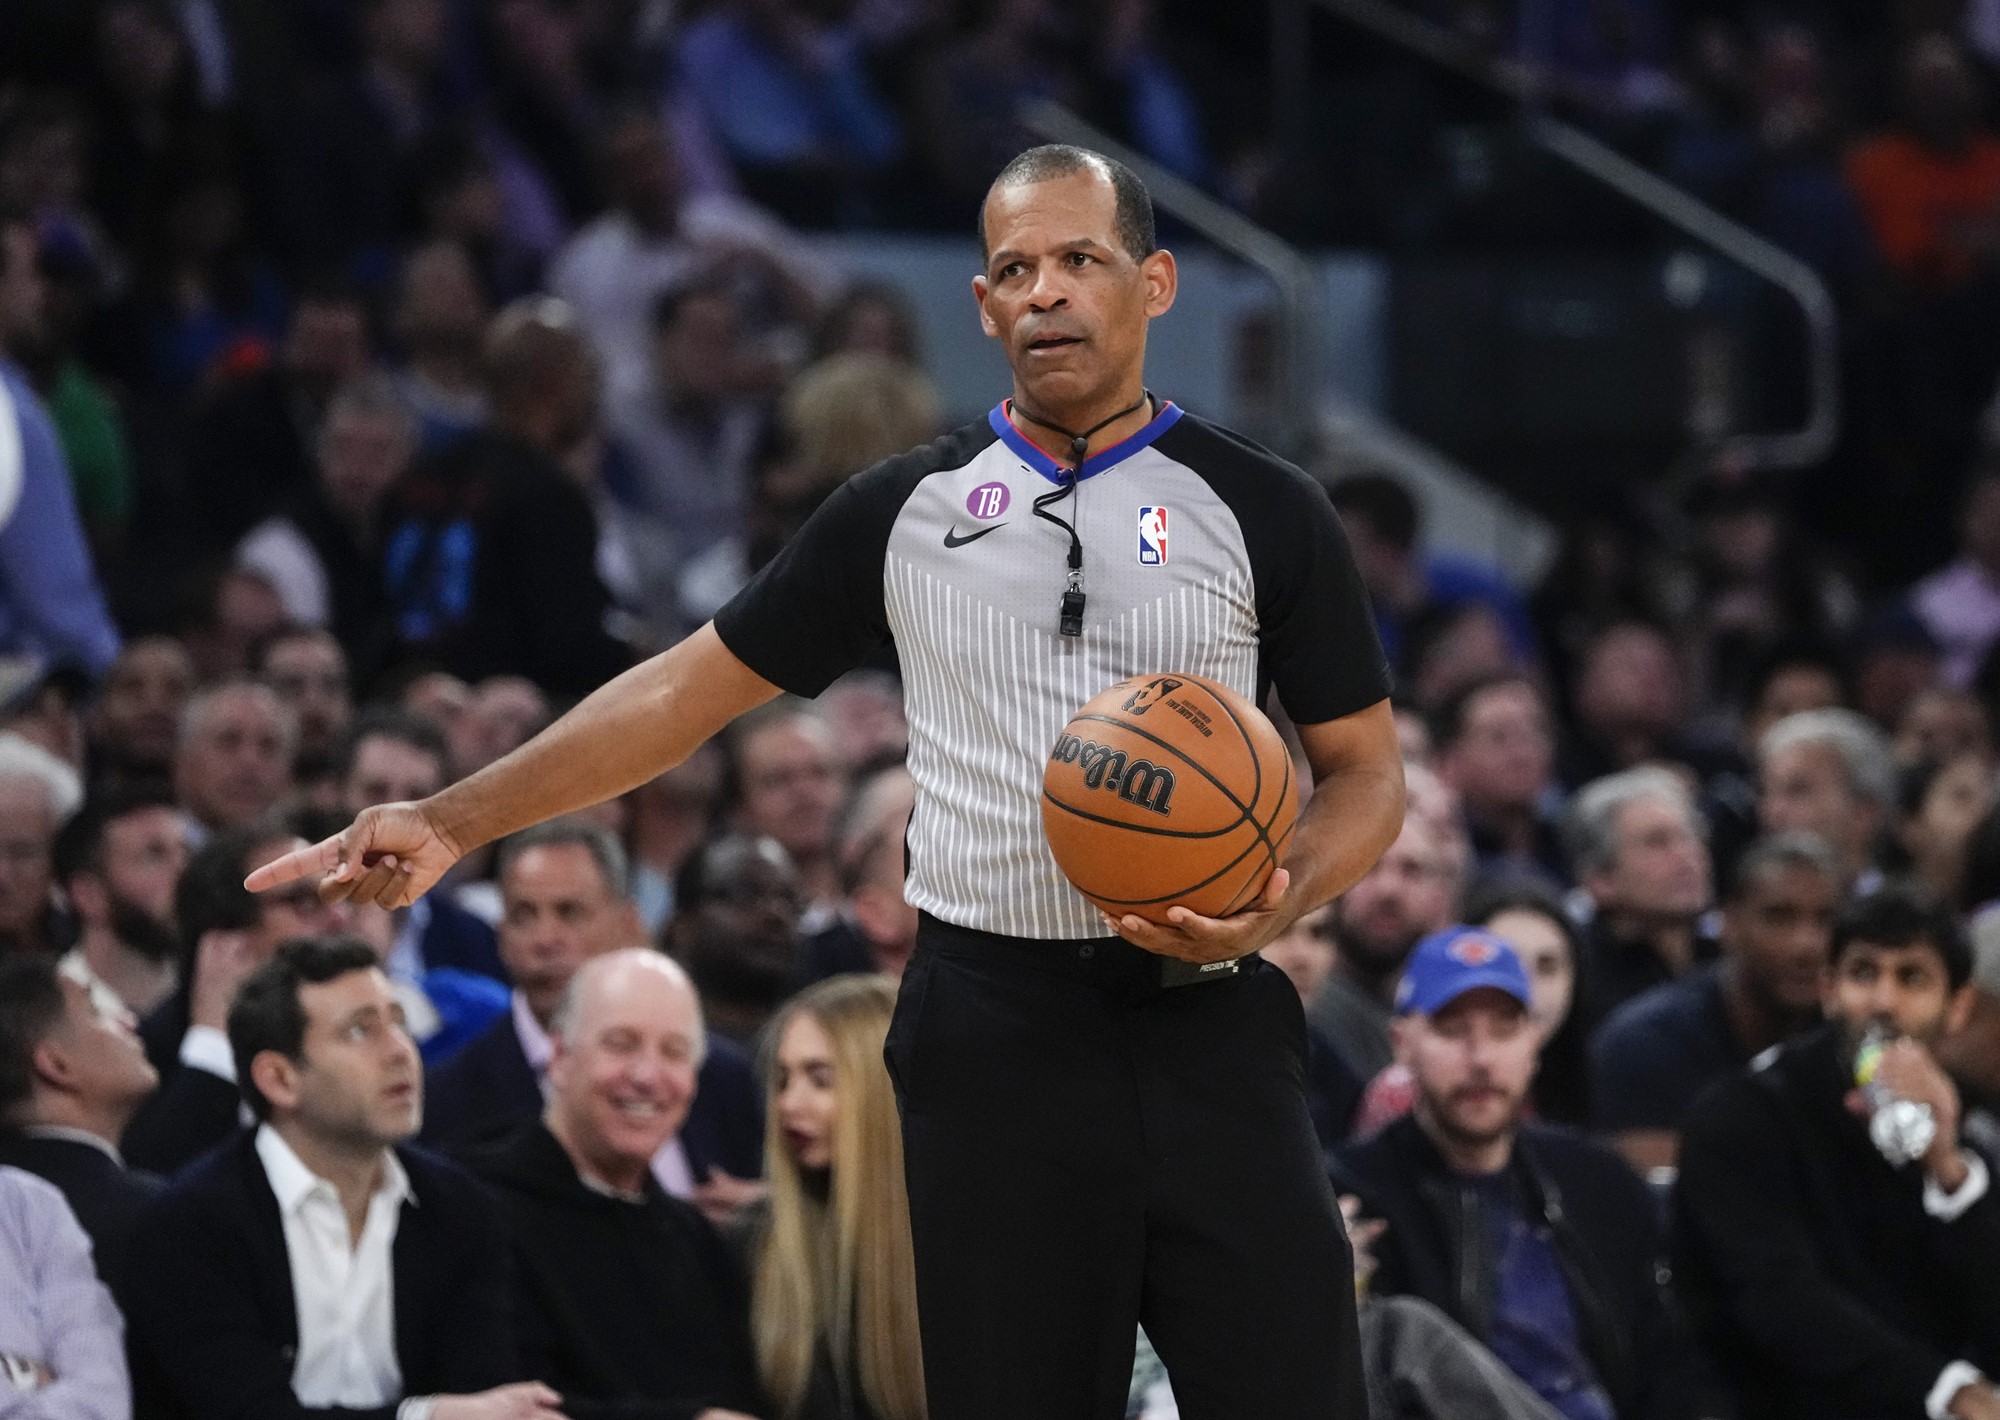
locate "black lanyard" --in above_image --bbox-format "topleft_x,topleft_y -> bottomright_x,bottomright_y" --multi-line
1013,391 -> 1153,637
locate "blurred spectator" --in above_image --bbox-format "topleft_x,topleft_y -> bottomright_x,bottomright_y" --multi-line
751,974 -> 925,1420
0,734 -> 82,954
798,764 -> 917,984
408,122 -> 558,304
122,820 -> 352,1174
1565,767 -> 1718,1031
604,276 -> 771,638
85,635 -> 194,785
1403,601 -> 1523,712
810,281 -> 922,365
1675,887 -> 2000,1420
121,938 -> 552,1420
289,0 -> 469,274
723,698 -> 847,923
172,563 -> 288,682
1471,879 -> 1592,1127
379,298 -> 630,696
1855,607 -> 1945,733
676,0 -> 903,226
548,109 -> 822,413
53,785 -> 188,1018
1897,754 -> 1996,905
1591,832 -> 1839,1175
252,626 -> 353,801
0,217 -> 123,677
1757,708 -> 1897,890
1306,811 -> 1457,1083
667,831 -> 808,1047
83,0 -> 216,256
1,662 -> 91,772
424,821 -> 764,1205
1263,904 -> 1367,1148
464,949 -> 765,1419
1741,639 -> 1848,746
1434,675 -> 1567,882
0,1165 -> 129,1420
1846,34 -> 2000,292
178,280 -> 374,559
125,157 -> 287,395
171,678 -> 295,836
1915,465 -> 2000,687
389,240 -> 490,450
1559,622 -> 1690,789
815,668 -> 908,774
235,375 -> 416,661
1328,472 -> 1537,672
457,675 -> 552,779
0,952 -> 160,1288
1335,929 -> 1685,1420
1514,0 -> 1675,115
625,744 -> 724,936
1896,686 -> 1995,768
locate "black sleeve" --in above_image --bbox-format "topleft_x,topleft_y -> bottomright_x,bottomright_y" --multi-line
120,1063 -> 244,1175
414,1168 -> 521,1396
1159,420 -> 1391,723
712,456 -> 916,697
1673,1076 -> 1949,1413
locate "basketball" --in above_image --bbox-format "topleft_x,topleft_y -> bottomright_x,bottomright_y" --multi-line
1041,672 -> 1299,927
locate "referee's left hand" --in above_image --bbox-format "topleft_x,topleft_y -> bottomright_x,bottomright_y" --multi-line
1103,868 -> 1292,964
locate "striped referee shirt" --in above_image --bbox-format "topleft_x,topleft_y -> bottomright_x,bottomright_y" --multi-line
715,400 -> 1390,940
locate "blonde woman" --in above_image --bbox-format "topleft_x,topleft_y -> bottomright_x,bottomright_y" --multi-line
752,976 -> 925,1420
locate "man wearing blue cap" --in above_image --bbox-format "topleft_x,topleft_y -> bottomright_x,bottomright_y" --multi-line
1333,927 -> 1692,1420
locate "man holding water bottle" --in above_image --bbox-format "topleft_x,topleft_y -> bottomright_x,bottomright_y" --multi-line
1676,885 -> 2000,1420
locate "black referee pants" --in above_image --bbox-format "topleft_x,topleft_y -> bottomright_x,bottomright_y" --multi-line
884,913 -> 1368,1420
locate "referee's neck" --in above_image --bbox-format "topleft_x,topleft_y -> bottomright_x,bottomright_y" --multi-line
1007,383 -> 1155,464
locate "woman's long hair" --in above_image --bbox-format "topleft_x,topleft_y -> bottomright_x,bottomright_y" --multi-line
753,975 -> 925,1420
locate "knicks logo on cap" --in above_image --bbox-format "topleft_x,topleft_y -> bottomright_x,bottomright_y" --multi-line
1448,934 -> 1501,966
1138,506 -> 1168,565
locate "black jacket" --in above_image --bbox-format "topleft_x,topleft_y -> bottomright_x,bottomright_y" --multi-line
1334,1114 -> 1686,1420
0,1129 -> 160,1288
422,1013 -> 765,1180
381,430 -> 630,695
1674,1025 -> 2000,1419
122,984 -> 243,1176
461,1120 -> 764,1420
120,1131 -> 519,1420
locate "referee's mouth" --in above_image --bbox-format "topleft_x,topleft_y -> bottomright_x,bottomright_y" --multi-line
1025,335 -> 1085,356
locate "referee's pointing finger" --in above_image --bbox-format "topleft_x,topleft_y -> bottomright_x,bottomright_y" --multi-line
243,833 -> 347,894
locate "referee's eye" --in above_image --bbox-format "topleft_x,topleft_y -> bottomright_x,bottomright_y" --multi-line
1067,251 -> 1093,267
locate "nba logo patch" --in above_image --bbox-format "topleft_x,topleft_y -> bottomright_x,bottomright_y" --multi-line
1137,506 -> 1169,565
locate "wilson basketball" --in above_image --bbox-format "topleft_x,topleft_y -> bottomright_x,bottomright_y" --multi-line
1041,673 -> 1299,927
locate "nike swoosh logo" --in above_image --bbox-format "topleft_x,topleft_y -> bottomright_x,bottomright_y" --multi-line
944,523 -> 1008,548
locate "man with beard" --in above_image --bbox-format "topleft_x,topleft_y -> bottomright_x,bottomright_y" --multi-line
423,821 -> 763,1217
1591,833 -> 1839,1174
1675,887 -> 2000,1420
54,785 -> 189,1018
667,831 -> 808,1046
87,636 -> 196,787
1308,811 -> 1457,1082
1335,929 -> 1684,1420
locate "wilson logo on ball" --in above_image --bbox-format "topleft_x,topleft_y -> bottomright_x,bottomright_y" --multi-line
1048,734 -> 1178,816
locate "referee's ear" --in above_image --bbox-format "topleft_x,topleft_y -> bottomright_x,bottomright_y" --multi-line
1141,248 -> 1178,320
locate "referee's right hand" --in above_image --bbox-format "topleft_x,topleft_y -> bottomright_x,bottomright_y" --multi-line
244,799 -> 466,910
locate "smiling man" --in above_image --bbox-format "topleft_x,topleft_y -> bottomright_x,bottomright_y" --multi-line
251,143 -> 1403,1420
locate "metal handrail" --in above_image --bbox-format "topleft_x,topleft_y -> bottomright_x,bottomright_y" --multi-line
1018,99 -> 1323,457
1303,0 -> 1841,470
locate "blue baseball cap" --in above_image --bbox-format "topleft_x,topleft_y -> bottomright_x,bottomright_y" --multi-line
1394,926 -> 1533,1017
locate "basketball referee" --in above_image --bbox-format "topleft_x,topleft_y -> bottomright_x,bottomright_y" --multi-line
251,145 -> 1405,1420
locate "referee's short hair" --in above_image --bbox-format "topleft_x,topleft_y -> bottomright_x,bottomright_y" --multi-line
983,144 -> 1156,263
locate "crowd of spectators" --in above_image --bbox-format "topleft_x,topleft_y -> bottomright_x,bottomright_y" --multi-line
1,2 -> 2000,1420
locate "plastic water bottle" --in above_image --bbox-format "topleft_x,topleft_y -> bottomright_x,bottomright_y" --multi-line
1854,1023 -> 1937,1166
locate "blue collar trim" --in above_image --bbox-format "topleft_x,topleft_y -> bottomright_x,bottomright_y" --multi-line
988,399 -> 1182,484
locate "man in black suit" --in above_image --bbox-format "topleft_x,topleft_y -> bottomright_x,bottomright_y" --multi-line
124,819 -> 354,1174
0,952 -> 161,1286
121,936 -> 565,1420
424,821 -> 762,1216
462,949 -> 763,1420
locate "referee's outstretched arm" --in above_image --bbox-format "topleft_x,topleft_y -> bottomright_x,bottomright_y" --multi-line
245,622 -> 782,906
1105,699 -> 1406,964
